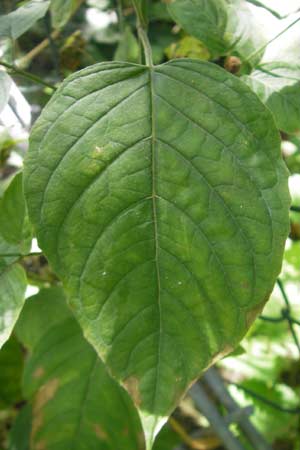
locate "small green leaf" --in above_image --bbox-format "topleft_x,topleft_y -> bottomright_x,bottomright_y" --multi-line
50,0 -> 82,29
0,264 -> 27,349
24,60 -> 290,448
167,0 -> 266,63
0,1 -> 50,40
0,172 -> 32,251
0,71 -> 11,114
18,287 -> 144,450
14,287 -> 70,350
243,62 -> 300,133
149,2 -> 172,22
0,172 -> 32,273
167,0 -> 228,56
153,423 -> 181,450
165,36 -> 210,60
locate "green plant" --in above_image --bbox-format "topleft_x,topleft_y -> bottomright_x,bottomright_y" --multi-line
0,1 -> 299,449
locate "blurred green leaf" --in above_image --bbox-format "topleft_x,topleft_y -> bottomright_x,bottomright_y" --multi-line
153,423 -> 181,450
0,173 -> 32,253
114,27 -> 140,63
8,404 -> 31,450
17,287 -> 144,450
229,380 -> 299,441
0,0 -> 50,40
0,264 -> 27,349
149,2 -> 172,22
0,336 -> 24,408
50,0 -> 82,29
0,172 -> 32,274
15,287 -> 70,351
165,36 -> 210,60
0,72 -> 11,114
243,62 -> 300,133
167,0 -> 266,63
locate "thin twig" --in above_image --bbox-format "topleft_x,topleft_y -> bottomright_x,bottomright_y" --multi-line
44,13 -> 60,78
18,30 -> 60,68
277,279 -> 300,356
224,381 -> 300,414
291,205 -> 300,213
246,0 -> 300,19
0,252 -> 43,258
245,15 -> 300,63
259,315 -> 285,323
0,60 -> 56,90
18,0 -> 84,69
132,0 -> 153,66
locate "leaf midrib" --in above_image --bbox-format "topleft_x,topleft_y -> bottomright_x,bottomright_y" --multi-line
149,66 -> 162,415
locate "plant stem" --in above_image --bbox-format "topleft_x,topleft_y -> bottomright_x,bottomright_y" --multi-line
116,0 -> 125,33
291,205 -> 300,212
247,0 -> 300,19
132,0 -> 153,66
0,60 -> 56,90
137,24 -> 153,66
44,13 -> 60,78
18,29 -> 61,68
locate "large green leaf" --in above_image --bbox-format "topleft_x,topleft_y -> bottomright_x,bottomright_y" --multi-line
0,1 -> 50,40
243,62 -> 300,133
24,60 -> 290,447
167,0 -> 267,63
0,264 -> 27,348
17,287 -> 144,450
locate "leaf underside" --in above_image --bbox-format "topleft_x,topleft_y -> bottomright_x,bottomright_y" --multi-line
24,59 -> 290,447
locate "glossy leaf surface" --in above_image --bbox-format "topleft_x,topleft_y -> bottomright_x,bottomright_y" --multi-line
24,60 -> 290,447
